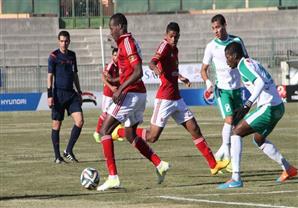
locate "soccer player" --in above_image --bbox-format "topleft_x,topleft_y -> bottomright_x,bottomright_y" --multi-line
116,22 -> 229,175
200,14 -> 248,171
97,13 -> 169,191
217,42 -> 297,189
93,48 -> 123,143
47,30 -> 84,163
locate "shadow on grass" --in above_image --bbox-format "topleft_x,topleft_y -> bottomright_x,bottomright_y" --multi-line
0,187 -> 128,201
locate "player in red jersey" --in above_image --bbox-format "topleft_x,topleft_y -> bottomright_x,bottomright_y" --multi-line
93,48 -> 124,143
97,13 -> 169,191
115,22 -> 229,175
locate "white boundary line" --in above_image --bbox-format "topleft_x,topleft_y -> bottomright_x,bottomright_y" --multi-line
159,195 -> 298,208
194,190 -> 298,196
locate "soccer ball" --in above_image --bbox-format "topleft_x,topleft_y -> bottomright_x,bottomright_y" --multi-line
80,167 -> 100,189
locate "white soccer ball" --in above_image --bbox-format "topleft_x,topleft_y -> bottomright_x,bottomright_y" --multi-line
80,167 -> 100,189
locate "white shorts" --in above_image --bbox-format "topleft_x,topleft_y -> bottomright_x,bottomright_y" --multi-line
107,92 -> 146,127
102,95 -> 113,113
151,98 -> 194,127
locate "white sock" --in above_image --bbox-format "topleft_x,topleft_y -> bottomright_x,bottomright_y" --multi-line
231,135 -> 242,181
258,139 -> 290,171
108,175 -> 118,180
215,123 -> 232,160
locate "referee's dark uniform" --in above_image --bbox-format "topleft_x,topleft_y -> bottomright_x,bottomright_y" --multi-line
48,33 -> 84,164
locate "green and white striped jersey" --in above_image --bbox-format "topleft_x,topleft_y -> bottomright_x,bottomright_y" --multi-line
203,34 -> 247,90
238,57 -> 282,107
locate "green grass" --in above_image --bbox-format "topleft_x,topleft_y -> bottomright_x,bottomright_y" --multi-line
0,103 -> 297,208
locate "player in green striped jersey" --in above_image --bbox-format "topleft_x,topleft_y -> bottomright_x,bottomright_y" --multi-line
201,14 -> 248,171
217,41 -> 297,189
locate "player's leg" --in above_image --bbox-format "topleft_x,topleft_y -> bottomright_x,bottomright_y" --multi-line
94,95 -> 112,142
181,117 -> 228,174
51,99 -> 66,164
217,120 -> 253,189
63,94 -> 84,162
63,111 -> 84,162
214,89 -> 236,162
97,114 -> 121,191
248,103 -> 297,182
51,120 -> 64,163
113,98 -> 169,141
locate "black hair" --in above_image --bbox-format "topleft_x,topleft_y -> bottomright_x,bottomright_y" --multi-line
211,14 -> 226,26
166,22 -> 180,33
110,13 -> 127,28
225,42 -> 245,59
58,30 -> 70,40
112,48 -> 118,54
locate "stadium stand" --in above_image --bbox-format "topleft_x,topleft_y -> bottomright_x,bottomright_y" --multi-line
0,1 -> 297,92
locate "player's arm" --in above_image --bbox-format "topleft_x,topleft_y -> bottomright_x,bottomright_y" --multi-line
178,73 -> 191,87
101,71 -> 117,93
113,61 -> 143,103
74,72 -> 82,95
201,44 -> 214,92
73,53 -> 82,95
47,53 -> 55,108
149,59 -> 161,76
247,75 -> 264,105
149,41 -> 168,76
201,64 -> 213,92
233,65 -> 264,125
47,73 -> 54,108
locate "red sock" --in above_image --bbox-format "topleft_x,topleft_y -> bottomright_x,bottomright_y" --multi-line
101,135 -> 117,175
95,112 -> 107,133
136,128 -> 147,140
132,137 -> 161,166
118,128 -> 146,140
193,137 -> 216,169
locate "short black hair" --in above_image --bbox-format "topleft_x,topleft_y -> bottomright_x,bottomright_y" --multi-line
112,48 -> 118,54
110,13 -> 127,27
225,42 -> 245,59
166,22 -> 180,33
211,14 -> 226,26
58,30 -> 70,40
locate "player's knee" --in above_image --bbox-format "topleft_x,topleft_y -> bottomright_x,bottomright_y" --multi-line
75,119 -> 84,128
52,121 -> 61,130
147,135 -> 159,143
253,136 -> 265,147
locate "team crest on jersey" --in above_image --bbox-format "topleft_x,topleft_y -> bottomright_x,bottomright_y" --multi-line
128,55 -> 137,62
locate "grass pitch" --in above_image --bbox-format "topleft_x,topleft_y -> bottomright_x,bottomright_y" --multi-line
0,103 -> 297,208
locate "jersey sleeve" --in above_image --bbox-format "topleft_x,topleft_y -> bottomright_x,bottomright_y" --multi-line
202,43 -> 212,65
151,41 -> 169,63
123,37 -> 142,67
48,52 -> 56,73
239,59 -> 258,83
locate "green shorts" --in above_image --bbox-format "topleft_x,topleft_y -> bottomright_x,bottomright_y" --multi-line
244,103 -> 284,138
215,87 -> 243,119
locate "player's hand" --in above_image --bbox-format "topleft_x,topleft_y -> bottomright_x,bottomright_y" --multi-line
180,77 -> 191,87
113,89 -> 122,104
153,67 -> 162,76
110,86 -> 118,93
205,79 -> 214,93
47,97 -> 54,109
232,101 -> 253,126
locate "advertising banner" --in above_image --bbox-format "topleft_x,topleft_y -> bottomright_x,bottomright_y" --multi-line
142,63 -> 203,84
0,93 -> 42,111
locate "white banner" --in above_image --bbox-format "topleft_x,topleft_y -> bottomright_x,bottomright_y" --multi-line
142,63 -> 203,84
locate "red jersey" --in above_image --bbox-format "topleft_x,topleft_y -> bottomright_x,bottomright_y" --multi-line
103,61 -> 120,97
117,33 -> 146,93
151,39 -> 180,100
